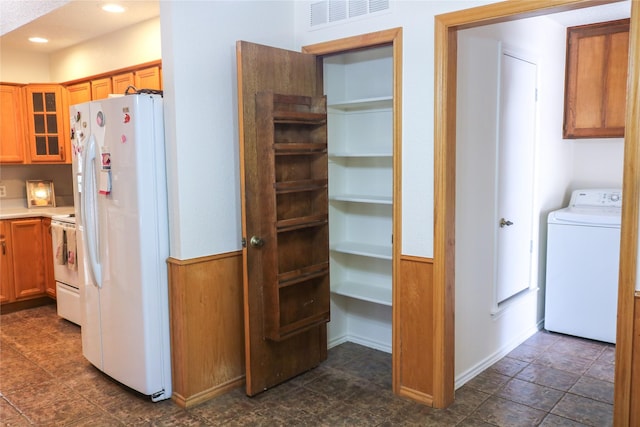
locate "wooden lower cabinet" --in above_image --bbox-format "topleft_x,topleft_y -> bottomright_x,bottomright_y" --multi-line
0,218 -> 51,304
0,221 -> 14,303
167,251 -> 245,408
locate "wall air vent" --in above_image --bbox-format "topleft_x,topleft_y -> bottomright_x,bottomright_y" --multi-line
310,0 -> 390,28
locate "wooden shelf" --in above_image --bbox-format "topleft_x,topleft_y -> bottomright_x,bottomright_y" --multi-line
274,312 -> 331,342
273,111 -> 327,124
275,142 -> 327,154
277,215 -> 328,233
255,91 -> 330,342
275,179 -> 327,194
328,96 -> 392,111
331,241 -> 392,260
330,194 -> 392,205
332,281 -> 392,306
278,262 -> 329,288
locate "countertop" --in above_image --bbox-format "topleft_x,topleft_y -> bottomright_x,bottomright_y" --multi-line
0,206 -> 75,220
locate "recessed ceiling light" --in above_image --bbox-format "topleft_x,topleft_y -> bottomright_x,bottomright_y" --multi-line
28,37 -> 49,44
102,3 -> 126,13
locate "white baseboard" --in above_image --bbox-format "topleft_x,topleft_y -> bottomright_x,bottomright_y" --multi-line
454,320 -> 543,389
328,333 -> 392,354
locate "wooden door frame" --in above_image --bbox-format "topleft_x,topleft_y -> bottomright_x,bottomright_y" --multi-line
302,26 -> 403,390
434,0 -> 639,420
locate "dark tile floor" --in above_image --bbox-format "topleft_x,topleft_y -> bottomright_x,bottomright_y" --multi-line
0,303 -> 614,426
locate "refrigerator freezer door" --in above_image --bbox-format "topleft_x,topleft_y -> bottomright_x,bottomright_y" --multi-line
76,96 -> 171,400
71,101 -> 104,372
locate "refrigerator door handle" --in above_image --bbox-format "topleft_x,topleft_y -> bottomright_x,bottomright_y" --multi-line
82,134 -> 102,287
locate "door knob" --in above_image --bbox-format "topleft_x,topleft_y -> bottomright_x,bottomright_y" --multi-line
250,236 -> 264,247
500,218 -> 514,228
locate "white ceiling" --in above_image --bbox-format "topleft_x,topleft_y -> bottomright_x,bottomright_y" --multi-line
0,0 -> 631,55
0,0 -> 159,54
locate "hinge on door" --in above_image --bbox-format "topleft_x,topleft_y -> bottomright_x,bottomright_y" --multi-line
241,237 -> 247,248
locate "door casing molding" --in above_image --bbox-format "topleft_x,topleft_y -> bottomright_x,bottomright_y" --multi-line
434,0 -> 639,420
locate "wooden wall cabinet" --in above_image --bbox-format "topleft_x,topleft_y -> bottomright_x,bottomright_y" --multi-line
91,77 -> 113,100
564,19 -> 630,138
64,61 -> 162,106
135,66 -> 162,91
112,72 -> 134,95
0,84 -> 26,163
24,84 -> 69,163
67,82 -> 91,106
1,218 -> 50,303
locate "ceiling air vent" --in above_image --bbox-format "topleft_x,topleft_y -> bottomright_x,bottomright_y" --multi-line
310,0 -> 390,28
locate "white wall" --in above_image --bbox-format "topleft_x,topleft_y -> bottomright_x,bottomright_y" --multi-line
160,1 -> 295,259
294,1 -> 491,259
0,18 -> 161,84
455,15 -> 571,385
570,138 -> 624,190
49,17 -> 161,82
453,11 -> 625,384
0,49 -> 50,82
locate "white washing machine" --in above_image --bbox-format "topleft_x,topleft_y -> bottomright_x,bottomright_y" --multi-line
544,188 -> 622,344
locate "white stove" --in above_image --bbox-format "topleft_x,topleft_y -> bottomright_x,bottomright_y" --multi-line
51,213 -> 81,325
51,213 -> 76,226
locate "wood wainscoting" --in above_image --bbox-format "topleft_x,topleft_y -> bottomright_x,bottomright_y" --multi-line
394,255 -> 435,405
167,251 -> 245,408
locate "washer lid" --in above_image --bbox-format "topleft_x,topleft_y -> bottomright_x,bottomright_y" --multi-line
550,206 -> 621,226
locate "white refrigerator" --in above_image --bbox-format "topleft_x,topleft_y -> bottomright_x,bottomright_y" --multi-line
70,94 -> 172,401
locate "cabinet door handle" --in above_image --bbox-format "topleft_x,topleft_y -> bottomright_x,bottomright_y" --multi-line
1,241 -> 5,255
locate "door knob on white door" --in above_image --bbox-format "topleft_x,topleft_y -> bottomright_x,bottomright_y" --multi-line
500,218 -> 514,228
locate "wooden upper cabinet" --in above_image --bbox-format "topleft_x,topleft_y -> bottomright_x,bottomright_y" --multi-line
67,82 -> 91,106
91,77 -> 113,100
135,66 -> 162,90
564,19 -> 630,138
0,84 -> 26,163
63,62 -> 162,101
24,84 -> 69,163
112,72 -> 134,95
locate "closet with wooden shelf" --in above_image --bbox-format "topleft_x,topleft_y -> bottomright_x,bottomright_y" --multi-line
324,45 -> 394,349
255,91 -> 330,342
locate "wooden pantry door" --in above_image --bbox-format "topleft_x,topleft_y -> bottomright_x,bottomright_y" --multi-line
236,40 -> 330,396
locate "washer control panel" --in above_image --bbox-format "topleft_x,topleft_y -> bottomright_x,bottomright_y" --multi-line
570,189 -> 623,208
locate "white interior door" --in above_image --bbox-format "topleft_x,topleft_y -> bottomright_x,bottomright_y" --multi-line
495,50 -> 537,304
